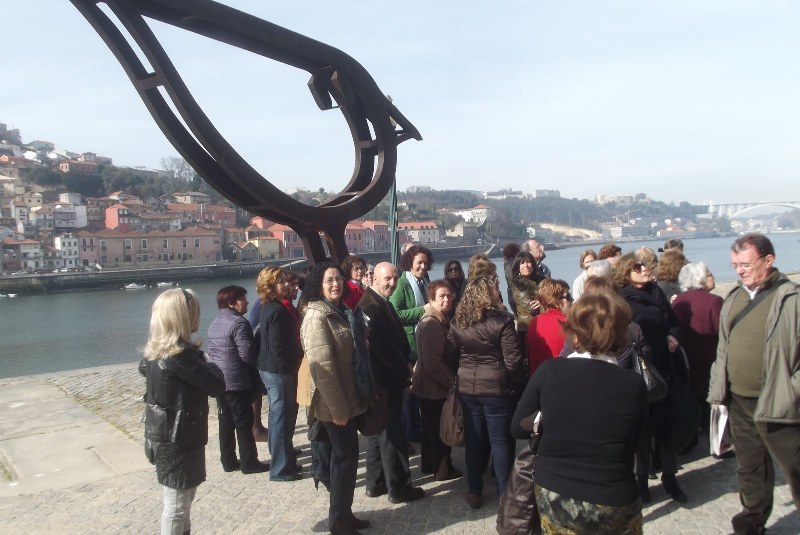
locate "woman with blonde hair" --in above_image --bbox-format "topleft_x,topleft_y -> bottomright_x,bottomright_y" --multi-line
448,276 -> 526,509
512,291 -> 647,534
256,267 -> 304,481
140,289 -> 225,535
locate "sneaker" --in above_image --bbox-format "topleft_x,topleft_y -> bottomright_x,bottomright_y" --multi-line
388,485 -> 425,504
365,482 -> 388,498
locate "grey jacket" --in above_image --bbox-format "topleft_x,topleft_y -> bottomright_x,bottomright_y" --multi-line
707,272 -> 800,424
207,308 -> 257,391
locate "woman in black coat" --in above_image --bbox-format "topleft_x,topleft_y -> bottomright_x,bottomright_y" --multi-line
140,288 -> 225,535
614,253 -> 687,504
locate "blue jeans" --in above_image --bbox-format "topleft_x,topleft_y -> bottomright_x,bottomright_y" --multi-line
460,394 -> 515,496
260,370 -> 299,479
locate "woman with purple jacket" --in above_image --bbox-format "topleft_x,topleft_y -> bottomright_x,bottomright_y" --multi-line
207,285 -> 269,474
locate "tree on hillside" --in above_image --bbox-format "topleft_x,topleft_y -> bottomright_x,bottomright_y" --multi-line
62,172 -> 105,197
24,166 -> 61,187
160,156 -> 196,187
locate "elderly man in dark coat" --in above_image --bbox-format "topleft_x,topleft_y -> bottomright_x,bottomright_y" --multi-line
358,262 -> 425,504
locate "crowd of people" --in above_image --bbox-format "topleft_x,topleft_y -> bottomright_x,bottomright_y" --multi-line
138,232 -> 798,535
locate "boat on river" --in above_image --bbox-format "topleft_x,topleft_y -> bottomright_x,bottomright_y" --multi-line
156,282 -> 177,288
124,283 -> 147,290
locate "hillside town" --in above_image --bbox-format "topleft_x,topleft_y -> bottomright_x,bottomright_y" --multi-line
1,121 -> 788,275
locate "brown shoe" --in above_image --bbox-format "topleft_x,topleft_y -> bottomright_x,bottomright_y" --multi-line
466,493 -> 482,509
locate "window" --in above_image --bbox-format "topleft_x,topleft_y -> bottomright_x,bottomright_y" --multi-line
194,238 -> 200,248
182,238 -> 187,248
124,239 -> 132,250
162,239 -> 168,249
141,239 -> 147,249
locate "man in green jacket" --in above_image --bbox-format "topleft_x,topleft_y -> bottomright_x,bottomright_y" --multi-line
707,233 -> 800,535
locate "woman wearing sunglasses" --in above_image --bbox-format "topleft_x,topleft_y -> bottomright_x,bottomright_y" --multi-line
614,253 -> 686,504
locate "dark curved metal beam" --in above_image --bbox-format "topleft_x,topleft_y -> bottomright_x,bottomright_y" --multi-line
69,0 -> 421,263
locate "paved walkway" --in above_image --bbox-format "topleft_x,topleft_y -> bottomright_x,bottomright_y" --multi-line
0,364 -> 798,534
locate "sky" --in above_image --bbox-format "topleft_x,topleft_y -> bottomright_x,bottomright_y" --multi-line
3,1 -> 800,206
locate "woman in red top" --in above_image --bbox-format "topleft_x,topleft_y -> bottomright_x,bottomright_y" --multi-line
340,254 -> 366,310
526,278 -> 572,375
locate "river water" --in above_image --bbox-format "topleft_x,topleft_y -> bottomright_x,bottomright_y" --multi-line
2,233 -> 799,378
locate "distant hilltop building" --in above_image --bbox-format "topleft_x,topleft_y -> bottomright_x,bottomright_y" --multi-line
533,189 -> 561,198
484,188 -> 524,199
596,194 -> 634,205
451,204 -> 494,225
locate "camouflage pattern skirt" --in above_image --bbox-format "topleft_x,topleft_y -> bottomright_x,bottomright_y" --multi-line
535,484 -> 643,535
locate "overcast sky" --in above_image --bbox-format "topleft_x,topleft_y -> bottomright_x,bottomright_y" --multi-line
3,1 -> 799,206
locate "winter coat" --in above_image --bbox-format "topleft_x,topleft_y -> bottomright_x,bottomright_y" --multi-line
672,289 -> 722,401
412,307 -> 456,400
619,283 -> 680,376
301,300 -> 367,423
207,308 -> 257,391
448,309 -> 526,398
358,287 -> 411,392
389,272 -> 427,361
139,347 -> 225,489
707,273 -> 800,424
257,299 -> 303,375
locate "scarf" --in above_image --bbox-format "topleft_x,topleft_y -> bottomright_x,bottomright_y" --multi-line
325,299 -> 373,400
405,271 -> 427,306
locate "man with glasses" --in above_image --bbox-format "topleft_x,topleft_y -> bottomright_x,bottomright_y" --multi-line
708,233 -> 800,535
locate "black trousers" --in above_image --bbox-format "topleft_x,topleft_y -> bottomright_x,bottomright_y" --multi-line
322,419 -> 359,530
418,397 -> 452,476
729,394 -> 800,535
217,389 -> 259,470
366,387 -> 411,495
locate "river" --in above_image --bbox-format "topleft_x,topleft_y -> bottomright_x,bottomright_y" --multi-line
2,232 -> 799,378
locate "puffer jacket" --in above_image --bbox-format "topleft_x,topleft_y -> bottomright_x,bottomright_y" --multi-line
139,347 -> 225,447
207,308 -> 257,391
448,309 -> 526,397
708,272 -> 800,423
301,300 -> 367,423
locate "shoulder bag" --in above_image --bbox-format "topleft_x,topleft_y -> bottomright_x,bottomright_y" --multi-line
497,412 -> 542,535
440,378 -> 465,447
629,327 -> 668,403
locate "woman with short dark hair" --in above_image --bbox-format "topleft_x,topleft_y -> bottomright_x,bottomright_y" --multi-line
207,285 -> 270,474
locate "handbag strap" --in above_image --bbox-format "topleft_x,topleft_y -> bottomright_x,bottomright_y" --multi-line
729,279 -> 786,332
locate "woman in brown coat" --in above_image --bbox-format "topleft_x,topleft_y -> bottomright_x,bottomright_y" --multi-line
411,280 -> 462,482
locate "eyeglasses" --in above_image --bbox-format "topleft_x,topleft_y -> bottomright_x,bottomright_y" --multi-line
730,256 -> 764,271
447,267 -> 461,273
631,262 -> 649,273
323,276 -> 344,285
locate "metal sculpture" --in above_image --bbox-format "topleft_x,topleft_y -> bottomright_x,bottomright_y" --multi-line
70,0 -> 421,264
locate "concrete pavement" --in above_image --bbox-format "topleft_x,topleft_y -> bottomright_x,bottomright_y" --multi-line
0,364 -> 798,534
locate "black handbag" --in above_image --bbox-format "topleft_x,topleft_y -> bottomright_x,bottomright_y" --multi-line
497,413 -> 542,535
356,383 -> 388,437
630,333 -> 668,403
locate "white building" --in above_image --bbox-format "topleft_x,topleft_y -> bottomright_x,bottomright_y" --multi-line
55,233 -> 81,268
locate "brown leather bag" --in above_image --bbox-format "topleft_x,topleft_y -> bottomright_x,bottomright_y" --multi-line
497,414 -> 541,535
439,381 -> 465,447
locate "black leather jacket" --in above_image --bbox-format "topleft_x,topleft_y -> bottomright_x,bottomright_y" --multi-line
139,347 -> 225,447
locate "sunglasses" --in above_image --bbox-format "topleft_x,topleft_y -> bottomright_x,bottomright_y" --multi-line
631,262 -> 648,273
447,267 -> 461,272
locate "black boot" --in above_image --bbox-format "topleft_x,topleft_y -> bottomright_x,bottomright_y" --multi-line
637,474 -> 651,504
662,473 -> 688,503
